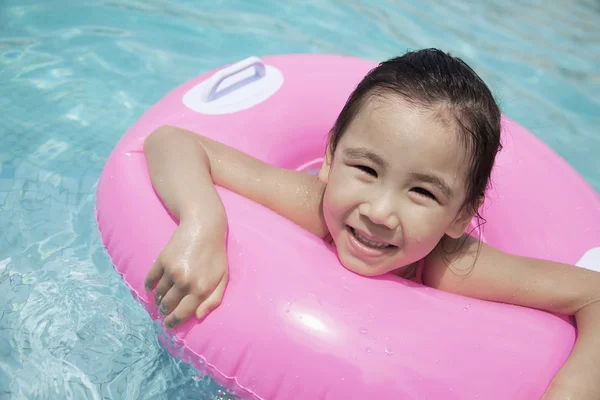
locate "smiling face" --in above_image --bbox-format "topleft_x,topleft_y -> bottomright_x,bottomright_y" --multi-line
318,95 -> 474,277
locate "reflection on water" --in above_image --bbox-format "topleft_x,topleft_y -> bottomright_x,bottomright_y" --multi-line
1,0 -> 598,398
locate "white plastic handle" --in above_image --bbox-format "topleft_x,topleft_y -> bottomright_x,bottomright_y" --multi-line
201,56 -> 266,102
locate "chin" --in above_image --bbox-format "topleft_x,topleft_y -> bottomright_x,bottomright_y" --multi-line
338,255 -> 389,277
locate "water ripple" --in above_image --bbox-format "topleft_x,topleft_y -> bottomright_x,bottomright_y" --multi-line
0,0 -> 598,398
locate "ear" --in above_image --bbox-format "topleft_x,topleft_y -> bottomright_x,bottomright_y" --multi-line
445,198 -> 484,239
446,209 -> 474,239
317,145 -> 333,184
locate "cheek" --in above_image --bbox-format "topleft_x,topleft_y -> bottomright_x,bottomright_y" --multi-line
326,171 -> 362,208
322,179 -> 363,230
402,206 -> 452,245
322,188 -> 348,227
321,186 -> 345,233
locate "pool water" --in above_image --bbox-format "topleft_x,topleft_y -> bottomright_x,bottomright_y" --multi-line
1,0 -> 599,398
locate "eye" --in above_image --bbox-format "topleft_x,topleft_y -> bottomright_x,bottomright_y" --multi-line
411,187 -> 437,201
354,165 -> 377,177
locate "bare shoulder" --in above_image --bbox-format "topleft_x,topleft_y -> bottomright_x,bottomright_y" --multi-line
422,234 -> 600,315
158,125 -> 329,239
421,235 -> 504,297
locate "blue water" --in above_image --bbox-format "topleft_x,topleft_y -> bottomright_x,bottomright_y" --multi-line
1,0 -> 599,398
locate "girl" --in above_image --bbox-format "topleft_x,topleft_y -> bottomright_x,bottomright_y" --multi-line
143,49 -> 600,399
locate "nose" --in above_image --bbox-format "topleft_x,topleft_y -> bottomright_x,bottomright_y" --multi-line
358,194 -> 400,230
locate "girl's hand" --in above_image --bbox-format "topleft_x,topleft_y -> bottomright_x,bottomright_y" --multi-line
144,218 -> 228,329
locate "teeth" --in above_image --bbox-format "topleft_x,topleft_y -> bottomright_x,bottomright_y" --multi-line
352,228 -> 390,249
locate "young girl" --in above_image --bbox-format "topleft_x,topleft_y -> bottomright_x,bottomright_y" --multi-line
143,49 -> 600,399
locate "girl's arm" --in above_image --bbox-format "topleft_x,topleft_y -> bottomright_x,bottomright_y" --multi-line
143,125 -> 327,327
147,125 -> 328,237
424,235 -> 600,399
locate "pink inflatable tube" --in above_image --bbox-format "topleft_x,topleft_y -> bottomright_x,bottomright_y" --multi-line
96,54 -> 600,399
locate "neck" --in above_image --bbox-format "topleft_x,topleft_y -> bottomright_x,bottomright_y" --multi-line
393,262 -> 418,280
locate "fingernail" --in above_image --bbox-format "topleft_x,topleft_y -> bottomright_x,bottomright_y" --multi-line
165,318 -> 180,329
159,304 -> 168,315
155,293 -> 162,306
145,283 -> 152,291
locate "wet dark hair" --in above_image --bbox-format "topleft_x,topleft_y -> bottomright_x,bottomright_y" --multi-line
328,48 -> 502,222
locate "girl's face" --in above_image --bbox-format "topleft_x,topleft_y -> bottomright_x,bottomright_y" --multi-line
318,95 -> 474,277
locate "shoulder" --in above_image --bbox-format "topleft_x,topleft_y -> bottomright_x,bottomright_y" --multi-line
259,168 -> 330,239
421,234 -> 484,293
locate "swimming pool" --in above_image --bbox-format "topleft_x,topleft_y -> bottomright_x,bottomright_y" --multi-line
1,0 -> 598,398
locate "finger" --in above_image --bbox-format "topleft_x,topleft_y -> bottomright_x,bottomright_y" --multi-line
164,294 -> 200,329
154,274 -> 174,306
158,284 -> 185,316
195,275 -> 228,321
144,258 -> 164,291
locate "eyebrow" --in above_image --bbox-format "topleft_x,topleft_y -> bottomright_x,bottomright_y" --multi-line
410,172 -> 454,198
343,147 -> 388,168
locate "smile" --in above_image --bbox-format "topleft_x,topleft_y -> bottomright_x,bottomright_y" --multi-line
349,226 -> 395,249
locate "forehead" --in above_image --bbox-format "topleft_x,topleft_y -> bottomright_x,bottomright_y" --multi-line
338,95 -> 469,182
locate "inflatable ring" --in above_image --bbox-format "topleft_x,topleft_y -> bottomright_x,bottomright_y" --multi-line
96,54 -> 600,399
